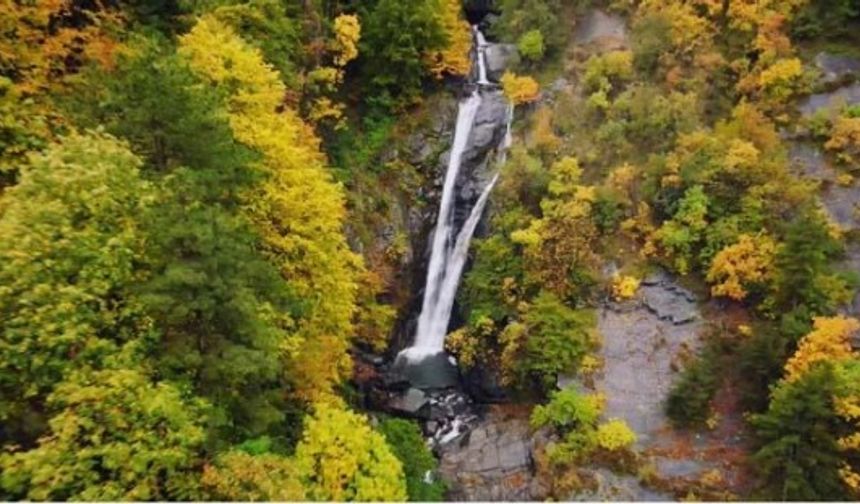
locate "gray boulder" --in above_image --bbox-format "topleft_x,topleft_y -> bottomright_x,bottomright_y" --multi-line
815,52 -> 860,85
484,44 -> 518,82
798,82 -> 860,117
639,271 -> 699,325
387,387 -> 430,417
462,90 -> 509,163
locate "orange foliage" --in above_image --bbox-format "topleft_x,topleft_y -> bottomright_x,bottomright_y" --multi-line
0,0 -> 122,94
706,234 -> 776,300
426,0 -> 471,77
501,71 -> 540,105
826,116 -> 860,165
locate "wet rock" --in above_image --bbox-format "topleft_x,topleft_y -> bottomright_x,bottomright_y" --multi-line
465,91 -> 509,160
596,299 -> 704,443
815,52 -> 860,85
438,412 -> 539,501
463,364 -> 508,403
484,43 -> 518,81
393,351 -> 460,389
388,387 -> 431,417
575,9 -> 627,46
382,371 -> 411,392
640,276 -> 699,325
425,420 -> 439,434
799,82 -> 860,117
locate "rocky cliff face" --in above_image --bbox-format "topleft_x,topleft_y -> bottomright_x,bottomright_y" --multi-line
384,71 -> 515,357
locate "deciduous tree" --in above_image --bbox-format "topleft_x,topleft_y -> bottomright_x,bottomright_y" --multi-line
294,405 -> 407,501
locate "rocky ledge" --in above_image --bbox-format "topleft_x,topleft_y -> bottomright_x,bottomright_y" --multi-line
437,408 -> 550,501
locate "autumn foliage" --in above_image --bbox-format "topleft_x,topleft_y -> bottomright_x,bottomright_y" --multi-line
501,71 -> 540,105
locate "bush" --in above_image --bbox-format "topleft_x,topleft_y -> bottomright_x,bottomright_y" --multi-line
494,0 -> 565,53
377,418 -> 446,501
531,389 -> 635,464
666,341 -> 722,428
518,292 -> 596,392
517,29 -> 545,62
596,419 -> 637,451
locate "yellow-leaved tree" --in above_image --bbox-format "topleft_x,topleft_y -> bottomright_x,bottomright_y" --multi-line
426,0 -> 472,78
706,233 -> 777,300
305,13 -> 362,127
784,316 -> 860,383
332,14 -> 361,67
294,404 -> 407,501
179,16 -> 361,403
511,157 -> 599,299
501,71 -> 540,105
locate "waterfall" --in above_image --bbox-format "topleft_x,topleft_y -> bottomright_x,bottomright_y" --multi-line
400,27 -> 510,363
475,27 -> 491,86
406,92 -> 482,359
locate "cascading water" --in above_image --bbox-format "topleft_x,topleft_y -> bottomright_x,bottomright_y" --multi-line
475,27 -> 491,86
402,91 -> 482,359
399,27 -> 512,364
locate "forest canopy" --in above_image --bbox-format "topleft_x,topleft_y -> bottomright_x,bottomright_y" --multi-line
1,0 -> 860,501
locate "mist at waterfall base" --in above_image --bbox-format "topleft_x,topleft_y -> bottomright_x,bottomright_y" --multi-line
394,28 -> 511,389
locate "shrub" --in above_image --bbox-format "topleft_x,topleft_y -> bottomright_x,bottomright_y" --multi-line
517,29 -> 545,62
377,418 -> 446,501
596,419 -> 637,451
611,275 -> 640,300
666,342 -> 722,428
517,292 -> 597,392
532,389 -> 635,464
501,71 -> 540,105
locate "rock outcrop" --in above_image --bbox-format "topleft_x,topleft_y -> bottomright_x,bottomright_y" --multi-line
596,276 -> 704,443
574,9 -> 628,48
815,52 -> 860,86
798,82 -> 860,117
484,44 -> 518,81
437,409 -> 548,501
640,272 -> 699,325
